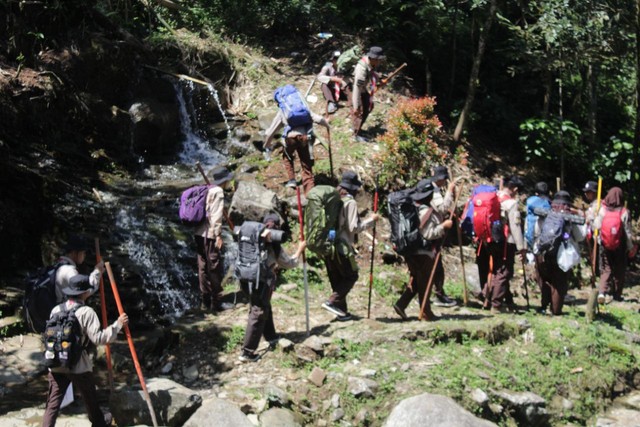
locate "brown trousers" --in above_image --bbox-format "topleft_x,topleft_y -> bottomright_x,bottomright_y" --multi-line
195,235 -> 224,308
241,277 -> 278,352
486,243 -> 516,308
324,251 -> 359,314
536,253 -> 568,315
283,136 -> 315,195
352,91 -> 371,136
475,242 -> 491,295
599,245 -> 627,298
43,371 -> 107,427
396,253 -> 436,316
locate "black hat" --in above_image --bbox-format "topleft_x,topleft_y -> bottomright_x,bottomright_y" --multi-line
553,190 -> 571,205
582,181 -> 597,193
506,176 -> 524,189
535,182 -> 548,194
411,179 -> 435,201
263,213 -> 281,227
367,46 -> 385,59
210,165 -> 234,185
63,274 -> 92,296
339,171 -> 363,191
64,235 -> 89,253
431,165 -> 449,181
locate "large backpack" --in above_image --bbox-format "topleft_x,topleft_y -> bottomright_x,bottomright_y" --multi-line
273,85 -> 312,136
43,303 -> 84,370
536,211 -> 566,256
304,186 -> 343,257
525,195 -> 551,248
388,188 -> 428,255
461,185 -> 497,237
24,261 -> 72,333
472,190 -> 503,243
179,185 -> 212,225
235,221 -> 271,290
336,45 -> 362,75
600,207 -> 626,250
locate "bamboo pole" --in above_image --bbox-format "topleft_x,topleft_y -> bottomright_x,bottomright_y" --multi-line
295,185 -> 310,335
94,238 -> 114,392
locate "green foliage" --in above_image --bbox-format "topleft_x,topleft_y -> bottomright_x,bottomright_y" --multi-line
519,117 -> 583,166
221,325 -> 245,353
592,130 -> 636,183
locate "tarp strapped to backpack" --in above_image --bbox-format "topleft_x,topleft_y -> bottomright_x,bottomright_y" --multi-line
179,184 -> 212,226
388,188 -> 429,255
525,195 -> 551,248
600,207 -> 626,251
274,85 -> 313,137
304,185 -> 343,257
43,303 -> 84,370
24,260 -> 72,333
235,221 -> 271,291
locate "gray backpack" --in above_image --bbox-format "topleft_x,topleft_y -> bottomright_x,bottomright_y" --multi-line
235,221 -> 271,291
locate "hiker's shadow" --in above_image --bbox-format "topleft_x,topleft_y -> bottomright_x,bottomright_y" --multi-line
279,324 -> 331,342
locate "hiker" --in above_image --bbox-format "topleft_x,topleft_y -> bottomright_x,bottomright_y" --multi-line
194,165 -> 235,312
582,180 -> 599,226
321,171 -> 378,320
42,274 -> 128,427
535,191 -> 585,315
593,187 -> 634,303
238,214 -> 306,362
352,46 -> 384,142
524,182 -> 551,251
393,179 -> 453,321
428,165 -> 458,307
55,235 -> 104,303
317,51 -> 348,114
486,176 -> 526,313
264,85 -> 330,194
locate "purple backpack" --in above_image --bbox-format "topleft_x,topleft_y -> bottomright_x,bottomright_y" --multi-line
179,185 -> 212,225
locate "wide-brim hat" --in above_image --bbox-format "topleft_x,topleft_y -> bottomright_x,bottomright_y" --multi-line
553,190 -> 572,205
367,46 -> 385,59
340,170 -> 363,191
411,179 -> 435,201
64,235 -> 89,253
582,181 -> 597,193
507,176 -> 525,189
211,165 -> 234,185
431,165 -> 449,181
63,274 -> 92,296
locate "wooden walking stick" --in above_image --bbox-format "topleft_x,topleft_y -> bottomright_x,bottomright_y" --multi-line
367,176 -> 380,319
457,203 -> 469,306
94,238 -> 114,391
419,183 -> 466,320
195,161 -> 234,231
105,263 -> 159,427
295,185 -> 311,336
521,257 -> 530,311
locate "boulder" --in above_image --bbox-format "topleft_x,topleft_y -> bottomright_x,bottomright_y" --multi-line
184,397 -> 253,427
128,98 -> 180,161
230,180 -> 281,224
260,407 -> 304,427
492,389 -> 548,426
0,408 -> 91,426
110,378 -> 202,427
383,393 -> 497,427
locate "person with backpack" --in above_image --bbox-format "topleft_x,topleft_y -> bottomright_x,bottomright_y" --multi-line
525,182 -> 551,251
427,165 -> 458,307
42,274 -> 128,427
393,179 -> 453,321
236,214 -> 306,362
264,85 -> 331,194
194,165 -> 235,313
593,187 -> 634,303
534,191 -> 585,315
352,46 -> 384,142
55,235 -> 104,303
317,51 -> 348,114
321,171 -> 378,320
486,176 -> 526,313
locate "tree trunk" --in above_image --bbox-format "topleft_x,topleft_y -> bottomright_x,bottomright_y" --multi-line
448,0 -> 459,100
633,0 -> 640,211
425,56 -> 432,95
453,0 -> 498,142
587,63 -> 597,149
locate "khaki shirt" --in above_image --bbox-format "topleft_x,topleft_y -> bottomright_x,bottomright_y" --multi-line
338,195 -> 375,247
194,186 -> 225,239
317,61 -> 336,85
49,300 -> 122,374
593,206 -> 633,251
352,58 -> 372,110
499,193 -> 525,251
55,257 -> 101,304
264,110 -> 329,150
431,183 -> 454,215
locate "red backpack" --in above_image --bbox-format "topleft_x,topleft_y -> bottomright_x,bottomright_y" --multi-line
600,207 -> 626,250
472,191 -> 502,243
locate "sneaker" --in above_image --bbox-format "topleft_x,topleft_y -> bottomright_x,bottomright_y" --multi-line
321,301 -> 346,317
613,295 -> 625,302
214,302 -> 235,312
285,179 -> 297,188
267,336 -> 281,348
239,351 -> 261,363
393,303 -> 408,321
597,293 -> 606,304
433,295 -> 457,308
336,312 -> 353,321
327,102 -> 338,114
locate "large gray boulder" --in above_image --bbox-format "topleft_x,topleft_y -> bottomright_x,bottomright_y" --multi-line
383,393 -> 497,427
110,378 -> 201,427
184,397 -> 253,427
229,180 -> 281,224
260,407 -> 304,427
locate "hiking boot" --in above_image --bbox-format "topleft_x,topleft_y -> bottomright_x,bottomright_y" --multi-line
239,350 -> 261,363
214,302 -> 235,312
327,102 -> 338,114
433,295 -> 457,308
564,294 -> 577,304
322,301 -> 346,317
613,295 -> 625,302
336,312 -> 353,321
393,303 -> 408,321
285,179 -> 297,188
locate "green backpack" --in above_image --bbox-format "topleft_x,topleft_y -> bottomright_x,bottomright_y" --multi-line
336,45 -> 362,75
304,186 -> 343,256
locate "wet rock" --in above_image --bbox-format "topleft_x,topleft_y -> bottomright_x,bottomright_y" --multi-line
110,378 -> 202,427
230,180 -> 281,224
264,385 -> 291,408
383,393 -> 497,427
492,389 -> 548,426
129,98 -> 180,161
347,376 -> 378,399
260,407 -> 303,427
184,397 -> 253,427
308,367 -> 326,387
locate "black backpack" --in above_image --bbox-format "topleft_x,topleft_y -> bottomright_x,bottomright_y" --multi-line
24,261 -> 72,333
388,188 -> 428,255
43,303 -> 84,370
535,211 -> 566,256
235,221 -> 271,291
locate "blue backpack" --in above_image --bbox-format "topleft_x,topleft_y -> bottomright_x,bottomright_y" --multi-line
461,185 -> 497,237
274,85 -> 312,136
525,196 -> 550,248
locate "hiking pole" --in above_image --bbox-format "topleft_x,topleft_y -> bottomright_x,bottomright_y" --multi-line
367,176 -> 380,319
521,257 -> 530,311
304,77 -> 316,99
195,161 -> 235,231
94,238 -> 114,392
590,177 -> 603,288
419,183 -> 466,320
295,185 -> 311,336
105,263 -> 159,427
